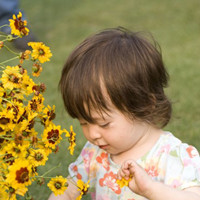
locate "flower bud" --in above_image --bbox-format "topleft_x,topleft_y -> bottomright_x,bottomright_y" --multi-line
7,34 -> 14,42
0,41 -> 4,49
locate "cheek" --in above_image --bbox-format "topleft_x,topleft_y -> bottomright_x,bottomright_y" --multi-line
108,127 -> 135,143
102,129 -> 124,142
81,127 -> 89,138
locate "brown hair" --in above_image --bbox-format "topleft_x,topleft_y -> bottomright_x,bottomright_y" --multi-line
59,27 -> 172,128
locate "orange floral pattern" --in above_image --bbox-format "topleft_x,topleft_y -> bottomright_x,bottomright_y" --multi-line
96,152 -> 110,171
186,146 -> 199,158
99,172 -> 121,194
145,162 -> 159,177
71,164 -> 82,179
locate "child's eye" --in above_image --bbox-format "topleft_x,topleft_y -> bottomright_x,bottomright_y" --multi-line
80,122 -> 87,126
99,122 -> 110,128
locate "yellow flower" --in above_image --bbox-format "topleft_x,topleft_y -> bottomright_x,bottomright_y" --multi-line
1,66 -> 23,90
5,186 -> 28,199
41,105 -> 56,126
42,123 -> 62,149
32,83 -> 46,96
27,94 -> 44,113
8,100 -> 25,123
32,62 -> 43,77
9,12 -> 29,37
13,107 -> 38,139
19,50 -> 31,64
21,73 -> 35,95
68,125 -> 76,155
116,176 -> 132,188
47,176 -> 68,196
0,85 -> 4,97
28,148 -> 48,166
76,180 -> 90,200
0,188 -> 8,200
28,42 -> 52,63
0,107 -> 15,131
0,94 -> 4,105
1,141 -> 28,159
6,159 -> 32,193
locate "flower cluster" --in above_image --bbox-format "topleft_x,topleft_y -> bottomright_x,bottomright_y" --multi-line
0,12 -> 89,200
116,176 -> 132,188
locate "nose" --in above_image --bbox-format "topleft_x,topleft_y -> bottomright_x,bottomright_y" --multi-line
86,124 -> 102,141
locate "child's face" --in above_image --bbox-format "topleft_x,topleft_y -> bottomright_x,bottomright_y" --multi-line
79,106 -> 150,157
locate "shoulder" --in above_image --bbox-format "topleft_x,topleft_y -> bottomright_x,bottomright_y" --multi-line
157,131 -> 200,164
160,132 -> 200,189
162,132 -> 200,160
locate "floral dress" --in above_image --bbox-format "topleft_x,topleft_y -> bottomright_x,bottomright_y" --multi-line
68,132 -> 200,200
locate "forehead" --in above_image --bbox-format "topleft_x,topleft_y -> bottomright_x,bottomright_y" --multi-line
81,95 -> 113,122
78,109 -> 111,122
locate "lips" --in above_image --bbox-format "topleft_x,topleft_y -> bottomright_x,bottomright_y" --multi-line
99,145 -> 108,150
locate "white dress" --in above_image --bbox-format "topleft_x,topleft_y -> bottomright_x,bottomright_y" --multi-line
69,132 -> 200,200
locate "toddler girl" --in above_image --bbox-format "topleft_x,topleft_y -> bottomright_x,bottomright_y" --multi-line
49,27 -> 200,200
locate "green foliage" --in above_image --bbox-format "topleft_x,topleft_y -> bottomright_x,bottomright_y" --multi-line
10,0 -> 200,199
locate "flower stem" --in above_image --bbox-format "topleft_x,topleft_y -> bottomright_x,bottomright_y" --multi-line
4,44 -> 19,55
41,162 -> 61,177
35,176 -> 55,179
0,35 -> 7,38
0,24 -> 10,28
0,55 -> 19,65
0,136 -> 14,140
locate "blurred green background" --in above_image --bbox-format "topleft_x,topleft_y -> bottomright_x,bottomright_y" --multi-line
3,0 -> 200,199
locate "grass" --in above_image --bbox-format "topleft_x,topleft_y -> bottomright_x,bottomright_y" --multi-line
2,0 -> 200,199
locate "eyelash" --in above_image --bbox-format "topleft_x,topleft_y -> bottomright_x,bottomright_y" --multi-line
99,122 -> 110,128
80,122 -> 87,126
80,122 -> 110,128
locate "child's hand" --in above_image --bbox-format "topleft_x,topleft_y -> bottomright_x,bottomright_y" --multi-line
117,160 -> 154,197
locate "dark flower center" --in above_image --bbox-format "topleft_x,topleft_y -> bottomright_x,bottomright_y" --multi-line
47,129 -> 59,144
0,117 -> 10,124
16,167 -> 29,183
54,181 -> 62,189
39,48 -> 45,55
9,74 -> 19,83
4,153 -> 15,165
14,17 -> 28,35
35,152 -> 44,161
47,110 -> 56,121
30,99 -> 38,111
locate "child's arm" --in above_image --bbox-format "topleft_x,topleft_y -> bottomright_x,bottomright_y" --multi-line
117,160 -> 200,200
48,178 -> 80,200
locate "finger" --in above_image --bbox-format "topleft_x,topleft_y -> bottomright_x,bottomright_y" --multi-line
120,168 -> 128,178
123,160 -> 132,169
122,168 -> 131,178
128,161 -> 149,181
124,160 -> 136,174
121,164 -> 131,177
130,161 -> 145,174
117,165 -> 130,180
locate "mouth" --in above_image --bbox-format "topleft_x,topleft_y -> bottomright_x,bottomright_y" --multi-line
98,145 -> 109,150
